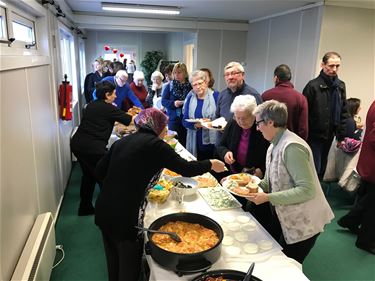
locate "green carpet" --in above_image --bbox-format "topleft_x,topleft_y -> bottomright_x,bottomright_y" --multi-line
51,164 -> 375,281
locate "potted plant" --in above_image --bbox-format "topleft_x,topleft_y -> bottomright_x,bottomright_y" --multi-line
141,50 -> 165,86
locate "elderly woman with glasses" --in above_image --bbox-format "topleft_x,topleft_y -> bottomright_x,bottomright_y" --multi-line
247,100 -> 334,263
94,108 -> 226,281
182,70 -> 218,160
161,62 -> 192,147
216,94 -> 268,178
216,95 -> 269,213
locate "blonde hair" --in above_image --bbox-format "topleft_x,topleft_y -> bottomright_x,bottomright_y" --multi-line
173,62 -> 189,80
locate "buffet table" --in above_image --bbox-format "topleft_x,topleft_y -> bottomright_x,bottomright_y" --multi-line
143,142 -> 310,281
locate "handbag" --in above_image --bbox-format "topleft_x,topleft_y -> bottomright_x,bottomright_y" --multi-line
341,169 -> 361,193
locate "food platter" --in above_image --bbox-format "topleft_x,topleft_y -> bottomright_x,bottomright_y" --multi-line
198,187 -> 242,210
201,117 -> 227,131
192,173 -> 219,188
185,118 -> 210,123
222,173 -> 262,198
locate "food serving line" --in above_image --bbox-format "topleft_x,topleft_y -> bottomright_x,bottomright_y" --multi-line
143,141 -> 310,281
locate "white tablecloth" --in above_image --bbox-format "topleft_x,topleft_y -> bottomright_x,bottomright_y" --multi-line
144,143 -> 310,281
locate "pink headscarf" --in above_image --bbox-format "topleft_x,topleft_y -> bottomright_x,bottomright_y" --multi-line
135,108 -> 169,136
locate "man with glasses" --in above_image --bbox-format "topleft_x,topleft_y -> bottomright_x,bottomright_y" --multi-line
216,61 -> 262,122
302,52 -> 349,179
92,70 -> 143,110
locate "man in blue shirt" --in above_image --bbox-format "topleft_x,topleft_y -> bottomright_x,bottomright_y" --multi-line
215,61 -> 262,121
92,70 -> 143,110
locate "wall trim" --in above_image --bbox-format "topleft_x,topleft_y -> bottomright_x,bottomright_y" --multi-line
250,1 -> 324,23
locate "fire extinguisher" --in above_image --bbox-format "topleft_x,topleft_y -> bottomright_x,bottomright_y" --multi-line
58,74 -> 72,120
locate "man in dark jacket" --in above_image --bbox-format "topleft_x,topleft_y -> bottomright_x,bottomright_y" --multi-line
303,52 -> 349,178
262,64 -> 308,140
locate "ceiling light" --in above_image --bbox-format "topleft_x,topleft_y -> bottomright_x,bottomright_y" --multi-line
0,1 -> 7,7
102,2 -> 180,15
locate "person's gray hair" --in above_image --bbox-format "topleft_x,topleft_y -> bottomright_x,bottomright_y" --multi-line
253,100 -> 288,128
230,95 -> 257,114
151,70 -> 164,81
189,70 -> 207,84
224,61 -> 245,73
115,70 -> 128,79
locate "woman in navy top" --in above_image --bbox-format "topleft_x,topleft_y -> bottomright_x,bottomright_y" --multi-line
183,70 -> 218,160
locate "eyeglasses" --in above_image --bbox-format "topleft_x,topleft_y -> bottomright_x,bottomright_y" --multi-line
224,71 -> 243,78
192,80 -> 204,87
255,119 -> 265,127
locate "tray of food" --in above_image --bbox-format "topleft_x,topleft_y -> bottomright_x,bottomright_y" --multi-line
201,117 -> 227,131
222,173 -> 262,197
192,173 -> 219,188
198,187 -> 242,210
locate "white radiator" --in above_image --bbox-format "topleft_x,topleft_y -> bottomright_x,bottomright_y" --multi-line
11,212 -> 56,281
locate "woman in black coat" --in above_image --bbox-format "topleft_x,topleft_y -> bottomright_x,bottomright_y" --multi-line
71,81 -> 133,216
94,108 -> 225,281
216,95 -> 269,178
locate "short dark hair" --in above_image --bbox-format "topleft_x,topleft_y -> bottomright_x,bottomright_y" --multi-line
200,68 -> 215,89
163,64 -> 174,74
96,81 -> 115,100
113,61 -> 124,74
322,52 -> 341,64
346,98 -> 361,117
274,64 -> 291,82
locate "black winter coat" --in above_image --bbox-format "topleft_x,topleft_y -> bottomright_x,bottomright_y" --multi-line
303,76 -> 349,141
216,119 -> 269,175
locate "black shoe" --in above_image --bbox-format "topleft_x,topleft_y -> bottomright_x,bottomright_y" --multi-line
78,203 -> 95,216
337,216 -> 360,234
355,241 -> 375,255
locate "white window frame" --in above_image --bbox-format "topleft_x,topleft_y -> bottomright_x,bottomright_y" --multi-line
0,6 -> 7,41
59,24 -> 78,103
10,11 -> 36,49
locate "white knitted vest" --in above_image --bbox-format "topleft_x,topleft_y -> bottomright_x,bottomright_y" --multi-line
266,130 -> 334,244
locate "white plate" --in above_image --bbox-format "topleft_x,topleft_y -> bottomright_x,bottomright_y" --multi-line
222,175 -> 263,198
201,122 -> 226,131
185,118 -> 207,123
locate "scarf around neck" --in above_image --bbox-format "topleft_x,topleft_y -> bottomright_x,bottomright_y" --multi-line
171,79 -> 192,100
319,70 -> 342,127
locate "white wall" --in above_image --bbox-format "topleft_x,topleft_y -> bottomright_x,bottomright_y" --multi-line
318,5 -> 375,120
0,1 -> 77,280
246,6 -> 323,93
196,29 -> 248,90
84,30 -> 167,73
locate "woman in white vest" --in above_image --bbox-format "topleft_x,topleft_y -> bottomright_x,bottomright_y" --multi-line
247,100 -> 334,263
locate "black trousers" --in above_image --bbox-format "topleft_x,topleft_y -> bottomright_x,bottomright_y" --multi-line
268,209 -> 320,263
72,149 -> 103,207
309,132 -> 334,178
342,180 -> 375,246
101,231 -> 144,281
169,122 -> 187,148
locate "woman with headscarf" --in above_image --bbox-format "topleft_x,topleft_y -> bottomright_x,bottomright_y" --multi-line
71,80 -> 133,216
94,108 -> 226,281
161,62 -> 192,147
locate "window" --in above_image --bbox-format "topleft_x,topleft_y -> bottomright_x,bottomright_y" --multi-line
78,39 -> 86,92
0,6 -> 7,40
59,27 -> 78,102
11,12 -> 35,44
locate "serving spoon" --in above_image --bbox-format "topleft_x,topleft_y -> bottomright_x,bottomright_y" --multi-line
243,262 -> 255,281
135,226 -> 182,242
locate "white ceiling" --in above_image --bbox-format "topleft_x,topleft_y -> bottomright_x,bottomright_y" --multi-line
63,0 -> 375,23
